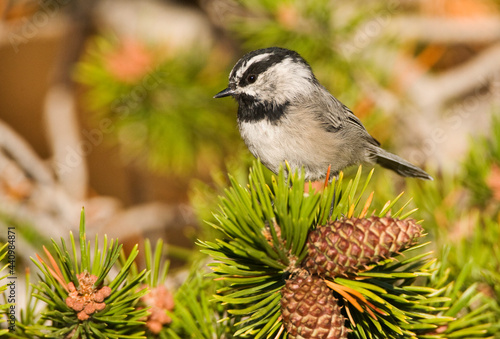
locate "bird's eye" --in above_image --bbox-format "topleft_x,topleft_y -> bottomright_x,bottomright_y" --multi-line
247,74 -> 257,84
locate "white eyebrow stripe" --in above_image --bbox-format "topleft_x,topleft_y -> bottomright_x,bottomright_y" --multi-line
234,53 -> 273,80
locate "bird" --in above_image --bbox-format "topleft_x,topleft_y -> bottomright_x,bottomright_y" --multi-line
214,47 -> 432,181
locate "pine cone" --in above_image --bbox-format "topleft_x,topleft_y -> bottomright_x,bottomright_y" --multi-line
281,273 -> 348,339
65,272 -> 111,321
303,217 -> 423,277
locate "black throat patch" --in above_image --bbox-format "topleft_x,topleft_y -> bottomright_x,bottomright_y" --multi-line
236,93 -> 289,124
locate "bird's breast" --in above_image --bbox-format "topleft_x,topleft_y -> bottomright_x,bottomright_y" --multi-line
238,111 -> 358,180
238,119 -> 288,174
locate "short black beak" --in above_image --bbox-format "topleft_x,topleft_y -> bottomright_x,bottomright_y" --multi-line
214,87 -> 235,99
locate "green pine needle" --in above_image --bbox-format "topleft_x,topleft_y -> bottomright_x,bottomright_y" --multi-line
200,161 -> 494,338
26,208 -> 149,339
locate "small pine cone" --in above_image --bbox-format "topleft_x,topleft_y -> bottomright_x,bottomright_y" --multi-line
139,284 -> 175,334
281,274 -> 348,339
303,217 -> 423,277
65,272 -> 111,321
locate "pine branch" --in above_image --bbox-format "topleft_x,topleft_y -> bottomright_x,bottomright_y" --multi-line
200,160 -> 493,338
24,208 -> 149,339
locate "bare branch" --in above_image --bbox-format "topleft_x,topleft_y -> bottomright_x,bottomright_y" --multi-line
0,119 -> 54,184
44,84 -> 89,200
388,16 -> 500,44
89,202 -> 194,240
405,43 -> 500,109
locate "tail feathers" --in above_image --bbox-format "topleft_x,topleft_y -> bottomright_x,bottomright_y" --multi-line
374,148 -> 433,180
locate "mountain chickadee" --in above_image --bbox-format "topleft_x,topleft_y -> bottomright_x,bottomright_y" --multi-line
214,47 -> 432,181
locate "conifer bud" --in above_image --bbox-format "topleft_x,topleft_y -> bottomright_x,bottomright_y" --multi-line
65,272 -> 111,321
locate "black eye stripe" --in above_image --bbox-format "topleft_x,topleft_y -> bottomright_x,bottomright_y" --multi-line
229,47 -> 312,87
239,56 -> 282,87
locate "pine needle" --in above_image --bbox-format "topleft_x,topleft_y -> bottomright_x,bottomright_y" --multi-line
359,191 -> 374,218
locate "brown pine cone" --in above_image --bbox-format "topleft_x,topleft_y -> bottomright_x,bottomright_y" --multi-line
281,273 -> 348,339
303,216 -> 423,277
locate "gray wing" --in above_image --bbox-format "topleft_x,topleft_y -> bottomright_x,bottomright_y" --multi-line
315,91 -> 380,147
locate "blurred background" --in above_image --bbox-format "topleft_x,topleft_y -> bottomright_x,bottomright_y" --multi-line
1,0 -> 500,308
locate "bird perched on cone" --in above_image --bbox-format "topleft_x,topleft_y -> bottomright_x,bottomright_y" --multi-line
214,47 -> 432,181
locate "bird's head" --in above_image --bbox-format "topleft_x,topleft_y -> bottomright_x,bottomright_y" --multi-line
214,47 -> 318,122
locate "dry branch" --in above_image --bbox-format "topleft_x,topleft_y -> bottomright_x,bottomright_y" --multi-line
388,16 -> 500,44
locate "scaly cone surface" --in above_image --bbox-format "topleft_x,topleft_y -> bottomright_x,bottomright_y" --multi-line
281,273 -> 348,339
303,216 -> 424,277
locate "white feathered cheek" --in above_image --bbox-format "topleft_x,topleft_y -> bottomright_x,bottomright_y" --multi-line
235,74 -> 275,104
267,59 -> 315,103
234,57 -> 315,105
238,84 -> 260,99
